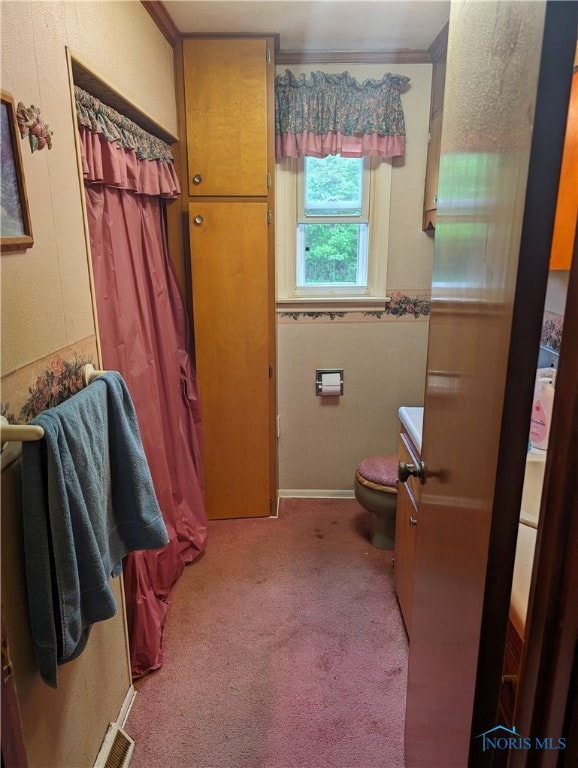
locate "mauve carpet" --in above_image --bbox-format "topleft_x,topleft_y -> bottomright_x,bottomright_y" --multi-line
126,498 -> 408,768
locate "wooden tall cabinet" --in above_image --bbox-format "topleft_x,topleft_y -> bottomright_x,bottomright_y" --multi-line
175,37 -> 277,519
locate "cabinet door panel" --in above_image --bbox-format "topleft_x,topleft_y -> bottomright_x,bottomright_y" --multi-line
549,69 -> 577,270
395,433 -> 419,635
395,481 -> 417,636
189,202 -> 271,518
184,39 -> 268,198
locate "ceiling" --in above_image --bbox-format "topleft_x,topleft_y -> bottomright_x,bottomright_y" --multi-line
161,0 -> 451,53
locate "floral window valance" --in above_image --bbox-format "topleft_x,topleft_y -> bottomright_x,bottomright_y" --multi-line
74,86 -> 175,163
74,86 -> 180,198
275,69 -> 410,161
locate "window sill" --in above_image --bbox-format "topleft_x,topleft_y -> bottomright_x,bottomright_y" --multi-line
276,296 -> 391,313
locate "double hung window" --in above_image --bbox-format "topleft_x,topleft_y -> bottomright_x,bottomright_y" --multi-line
276,154 -> 391,308
297,156 -> 369,289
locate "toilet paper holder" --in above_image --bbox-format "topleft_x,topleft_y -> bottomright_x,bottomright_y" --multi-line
315,369 -> 344,396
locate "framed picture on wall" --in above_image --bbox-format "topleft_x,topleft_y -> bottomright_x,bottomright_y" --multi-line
1,90 -> 33,252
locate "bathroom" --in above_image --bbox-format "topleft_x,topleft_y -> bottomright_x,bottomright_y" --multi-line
1,1 -> 576,766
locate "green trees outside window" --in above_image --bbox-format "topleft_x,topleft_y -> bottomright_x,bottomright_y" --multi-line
299,155 -> 368,286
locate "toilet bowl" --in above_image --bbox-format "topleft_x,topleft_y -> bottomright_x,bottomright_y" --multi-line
354,454 -> 398,550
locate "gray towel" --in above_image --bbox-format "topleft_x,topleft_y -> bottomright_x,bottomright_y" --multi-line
21,371 -> 169,687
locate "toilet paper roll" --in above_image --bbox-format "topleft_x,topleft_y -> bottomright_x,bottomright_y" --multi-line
320,372 -> 341,396
321,383 -> 342,396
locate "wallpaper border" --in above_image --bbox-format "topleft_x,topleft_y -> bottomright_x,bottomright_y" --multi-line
277,290 -> 431,323
1,336 -> 98,424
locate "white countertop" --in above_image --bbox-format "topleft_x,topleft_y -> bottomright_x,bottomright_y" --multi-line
398,406 -> 424,453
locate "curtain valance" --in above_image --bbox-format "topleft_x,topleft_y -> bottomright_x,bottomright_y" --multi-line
275,69 -> 410,160
74,86 -> 180,198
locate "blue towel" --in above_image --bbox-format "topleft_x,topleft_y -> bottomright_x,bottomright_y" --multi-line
21,371 -> 169,687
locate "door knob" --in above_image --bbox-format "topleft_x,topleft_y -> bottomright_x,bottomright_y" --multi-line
192,174 -> 203,185
398,461 -> 426,484
193,215 -> 204,226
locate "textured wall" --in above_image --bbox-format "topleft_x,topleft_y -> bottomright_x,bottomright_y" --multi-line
0,2 -> 176,766
276,63 -> 434,490
0,0 -> 177,375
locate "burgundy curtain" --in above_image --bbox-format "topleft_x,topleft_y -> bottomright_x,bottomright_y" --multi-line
78,124 -> 207,677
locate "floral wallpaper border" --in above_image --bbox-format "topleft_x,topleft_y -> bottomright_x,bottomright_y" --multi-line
277,290 -> 431,323
1,336 -> 98,425
540,310 -> 563,353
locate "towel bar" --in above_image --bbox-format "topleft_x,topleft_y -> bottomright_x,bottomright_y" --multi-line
0,417 -> 44,442
83,364 -> 105,386
0,364 -> 107,444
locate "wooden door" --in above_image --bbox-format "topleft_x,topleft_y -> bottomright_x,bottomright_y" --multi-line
189,201 -> 273,519
183,38 -> 269,198
404,2 -> 576,766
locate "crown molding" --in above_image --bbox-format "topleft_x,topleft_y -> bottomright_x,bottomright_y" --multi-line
276,50 -> 431,65
141,1 -> 180,48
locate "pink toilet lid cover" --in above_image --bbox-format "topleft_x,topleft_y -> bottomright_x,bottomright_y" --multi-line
356,454 -> 398,488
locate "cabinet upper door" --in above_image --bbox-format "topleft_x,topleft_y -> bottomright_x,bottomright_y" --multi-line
549,68 -> 577,270
183,38 -> 270,198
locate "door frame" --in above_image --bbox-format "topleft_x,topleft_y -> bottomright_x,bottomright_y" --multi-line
510,227 -> 578,767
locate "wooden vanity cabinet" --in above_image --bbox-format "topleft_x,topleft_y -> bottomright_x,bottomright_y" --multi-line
499,619 -> 523,727
175,36 -> 277,519
395,426 -> 421,636
422,23 -> 448,233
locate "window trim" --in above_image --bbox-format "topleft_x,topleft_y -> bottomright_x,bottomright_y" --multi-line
275,156 -> 392,310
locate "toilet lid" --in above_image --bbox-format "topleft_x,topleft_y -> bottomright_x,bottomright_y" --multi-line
356,454 -> 398,488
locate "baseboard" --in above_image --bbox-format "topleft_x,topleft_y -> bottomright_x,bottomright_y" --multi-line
117,685 -> 136,728
278,489 -> 356,499
93,686 -> 136,767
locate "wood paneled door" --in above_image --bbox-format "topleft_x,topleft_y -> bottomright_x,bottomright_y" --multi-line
404,2 -> 577,766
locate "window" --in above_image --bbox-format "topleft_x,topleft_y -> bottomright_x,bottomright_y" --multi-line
276,155 -> 391,308
297,156 -> 369,288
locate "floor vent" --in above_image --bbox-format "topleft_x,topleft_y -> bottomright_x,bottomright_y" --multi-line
94,723 -> 135,768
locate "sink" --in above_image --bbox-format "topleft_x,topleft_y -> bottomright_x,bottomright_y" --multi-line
519,449 -> 547,528
398,406 -> 424,453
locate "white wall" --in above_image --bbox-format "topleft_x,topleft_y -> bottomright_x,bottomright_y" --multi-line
276,63 -> 434,491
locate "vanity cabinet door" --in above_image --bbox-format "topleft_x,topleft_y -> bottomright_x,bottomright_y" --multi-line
394,430 -> 420,636
395,478 -> 418,636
